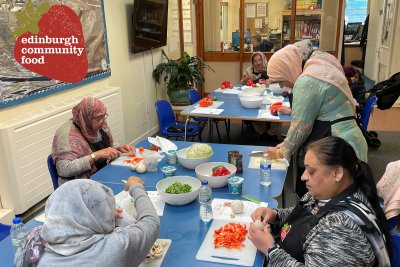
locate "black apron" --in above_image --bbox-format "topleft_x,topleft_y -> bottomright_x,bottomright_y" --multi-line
277,185 -> 357,263
60,123 -> 110,180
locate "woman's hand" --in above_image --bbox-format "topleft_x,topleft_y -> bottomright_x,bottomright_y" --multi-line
251,207 -> 278,224
248,223 -> 275,255
265,147 -> 279,159
116,144 -> 136,153
124,176 -> 144,190
241,73 -> 255,84
278,106 -> 291,115
114,207 -> 123,220
93,147 -> 120,161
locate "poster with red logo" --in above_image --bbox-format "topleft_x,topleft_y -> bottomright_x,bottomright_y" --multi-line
0,0 -> 111,108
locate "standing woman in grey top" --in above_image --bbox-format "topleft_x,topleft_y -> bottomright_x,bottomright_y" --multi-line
15,177 -> 160,267
52,96 -> 135,185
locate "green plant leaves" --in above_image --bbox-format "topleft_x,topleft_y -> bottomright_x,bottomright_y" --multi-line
8,0 -> 51,43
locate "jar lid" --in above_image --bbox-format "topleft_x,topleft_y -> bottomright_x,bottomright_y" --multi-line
228,176 -> 244,185
161,165 -> 177,173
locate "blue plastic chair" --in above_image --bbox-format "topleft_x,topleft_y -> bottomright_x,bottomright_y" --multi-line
47,154 -> 59,190
360,95 -> 378,130
155,99 -> 201,141
188,88 -> 229,142
391,232 -> 400,267
0,223 -> 11,241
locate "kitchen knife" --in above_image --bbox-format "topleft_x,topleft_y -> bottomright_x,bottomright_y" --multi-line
249,151 -> 264,157
211,255 -> 240,261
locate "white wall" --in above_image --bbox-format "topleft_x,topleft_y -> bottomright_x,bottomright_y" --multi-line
0,0 -> 166,145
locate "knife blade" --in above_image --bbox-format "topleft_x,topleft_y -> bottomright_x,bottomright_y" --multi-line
211,255 -> 240,261
249,151 -> 264,157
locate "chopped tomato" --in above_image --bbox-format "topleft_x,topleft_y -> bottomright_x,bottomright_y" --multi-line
139,147 -> 144,153
123,159 -> 132,163
213,223 -> 248,249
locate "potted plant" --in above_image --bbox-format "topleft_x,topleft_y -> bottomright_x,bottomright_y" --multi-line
153,49 -> 213,106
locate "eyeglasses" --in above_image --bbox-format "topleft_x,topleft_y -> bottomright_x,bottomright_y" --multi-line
93,113 -> 108,122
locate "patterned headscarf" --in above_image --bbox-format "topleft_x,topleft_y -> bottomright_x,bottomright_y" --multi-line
251,51 -> 268,72
15,180 -> 116,266
267,45 -> 303,85
72,96 -> 108,143
293,39 -> 314,61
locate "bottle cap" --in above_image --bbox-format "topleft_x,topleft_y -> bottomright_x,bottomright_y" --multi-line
13,217 -> 22,224
201,180 -> 208,185
263,153 -> 269,158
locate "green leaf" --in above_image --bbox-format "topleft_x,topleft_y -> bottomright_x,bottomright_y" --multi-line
8,0 -> 51,43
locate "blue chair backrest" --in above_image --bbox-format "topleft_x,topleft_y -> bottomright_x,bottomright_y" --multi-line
0,223 -> 11,242
155,100 -> 176,131
188,88 -> 201,104
391,232 -> 400,266
360,95 -> 378,130
47,154 -> 59,190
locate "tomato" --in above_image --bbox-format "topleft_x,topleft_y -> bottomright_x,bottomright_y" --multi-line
246,79 -> 253,86
221,84 -> 226,89
229,84 -> 233,89
199,98 -> 209,107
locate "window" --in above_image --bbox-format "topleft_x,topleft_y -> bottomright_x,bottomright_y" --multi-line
345,0 -> 368,24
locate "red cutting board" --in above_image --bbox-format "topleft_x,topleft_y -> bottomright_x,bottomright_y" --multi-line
196,220 -> 257,266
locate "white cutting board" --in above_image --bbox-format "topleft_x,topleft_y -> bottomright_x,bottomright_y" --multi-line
196,220 -> 257,266
138,239 -> 172,267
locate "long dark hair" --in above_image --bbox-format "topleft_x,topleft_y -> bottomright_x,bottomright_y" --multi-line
307,136 -> 391,253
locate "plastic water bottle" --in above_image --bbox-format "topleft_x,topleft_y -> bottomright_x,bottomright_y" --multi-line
10,217 -> 26,247
199,180 -> 213,222
260,153 -> 271,186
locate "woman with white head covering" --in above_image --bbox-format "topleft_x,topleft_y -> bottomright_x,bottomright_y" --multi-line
240,52 -> 268,84
15,177 -> 160,267
264,44 -> 367,196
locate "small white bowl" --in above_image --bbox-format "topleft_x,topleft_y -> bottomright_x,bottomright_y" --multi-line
268,83 -> 289,95
176,147 -> 213,169
195,162 -> 237,188
239,96 -> 263,109
156,176 -> 201,205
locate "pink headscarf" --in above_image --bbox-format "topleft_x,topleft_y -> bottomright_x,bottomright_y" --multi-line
377,160 -> 400,221
72,96 -> 108,143
267,45 -> 303,85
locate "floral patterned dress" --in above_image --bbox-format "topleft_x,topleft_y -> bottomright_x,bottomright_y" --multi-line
281,76 -> 368,162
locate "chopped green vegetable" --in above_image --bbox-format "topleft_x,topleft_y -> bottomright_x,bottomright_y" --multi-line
165,182 -> 192,194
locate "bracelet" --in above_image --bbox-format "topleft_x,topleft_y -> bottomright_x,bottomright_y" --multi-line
90,153 -> 96,160
276,148 -> 281,159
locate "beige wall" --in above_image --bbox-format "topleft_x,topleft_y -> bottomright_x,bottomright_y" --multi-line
0,0 -> 167,145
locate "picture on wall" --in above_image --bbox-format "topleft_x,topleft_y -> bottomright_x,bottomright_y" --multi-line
0,0 -> 111,109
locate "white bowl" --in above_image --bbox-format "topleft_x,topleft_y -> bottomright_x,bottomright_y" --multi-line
156,176 -> 201,205
268,83 -> 289,95
176,147 -> 213,169
195,162 -> 237,188
239,96 -> 263,109
242,86 -> 266,96
238,91 -> 260,98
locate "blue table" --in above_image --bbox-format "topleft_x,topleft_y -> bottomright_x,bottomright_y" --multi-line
92,140 -> 287,200
0,140 -> 286,267
181,91 -> 291,141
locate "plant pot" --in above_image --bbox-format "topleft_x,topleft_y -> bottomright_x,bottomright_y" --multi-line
167,87 -> 190,106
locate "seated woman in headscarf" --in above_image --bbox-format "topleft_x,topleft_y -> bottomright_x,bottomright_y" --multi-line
52,96 -> 135,185
240,52 -> 268,84
264,42 -> 368,196
249,136 -> 391,266
15,177 -> 160,266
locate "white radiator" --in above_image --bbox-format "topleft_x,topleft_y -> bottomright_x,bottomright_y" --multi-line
0,87 -> 124,215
